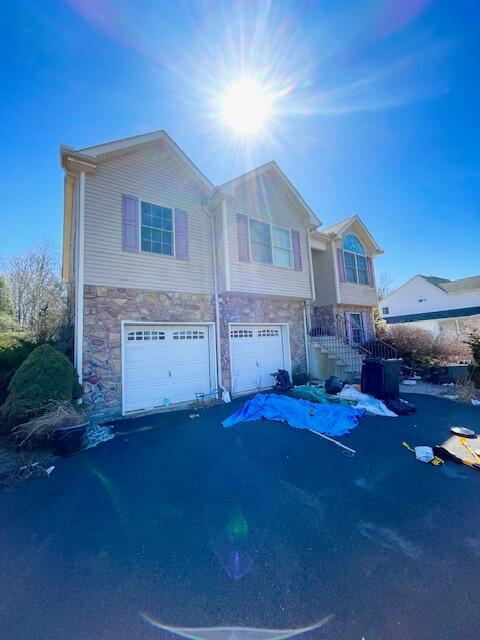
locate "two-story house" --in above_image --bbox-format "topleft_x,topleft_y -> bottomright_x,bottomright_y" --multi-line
61,130 -> 382,417
380,274 -> 480,335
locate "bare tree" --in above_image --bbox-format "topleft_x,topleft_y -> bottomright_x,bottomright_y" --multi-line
377,271 -> 395,301
0,273 -> 16,331
3,242 -> 65,340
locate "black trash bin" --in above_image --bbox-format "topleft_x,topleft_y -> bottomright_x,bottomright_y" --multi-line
361,358 -> 402,401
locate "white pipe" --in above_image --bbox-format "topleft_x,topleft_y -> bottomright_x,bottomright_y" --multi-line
221,199 -> 231,291
308,429 -> 356,455
74,171 -> 85,384
306,229 -> 316,302
303,304 -> 310,378
203,205 -> 223,390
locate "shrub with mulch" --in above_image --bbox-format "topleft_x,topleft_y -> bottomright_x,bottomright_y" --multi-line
0,344 -> 82,431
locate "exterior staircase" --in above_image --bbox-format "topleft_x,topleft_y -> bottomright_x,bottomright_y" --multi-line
308,309 -> 398,383
309,336 -> 365,383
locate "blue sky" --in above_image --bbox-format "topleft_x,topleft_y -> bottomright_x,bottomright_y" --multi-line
1,0 -> 479,287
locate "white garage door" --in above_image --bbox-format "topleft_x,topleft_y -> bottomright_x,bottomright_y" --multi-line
230,324 -> 288,394
124,325 -> 212,413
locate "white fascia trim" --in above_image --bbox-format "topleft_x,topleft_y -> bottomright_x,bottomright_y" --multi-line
222,199 -> 231,291
74,171 -> 85,384
120,320 -> 217,416
78,130 -> 214,192
219,161 -> 321,227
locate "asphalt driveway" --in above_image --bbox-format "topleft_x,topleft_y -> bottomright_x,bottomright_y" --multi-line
0,393 -> 479,639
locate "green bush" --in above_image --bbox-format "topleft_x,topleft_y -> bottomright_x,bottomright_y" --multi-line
0,344 -> 81,430
465,330 -> 480,367
0,332 -> 38,406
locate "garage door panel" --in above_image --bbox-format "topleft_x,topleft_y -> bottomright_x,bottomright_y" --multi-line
124,325 -> 212,412
230,324 -> 287,394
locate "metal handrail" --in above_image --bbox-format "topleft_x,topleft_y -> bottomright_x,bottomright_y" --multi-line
309,311 -> 369,373
310,308 -> 398,362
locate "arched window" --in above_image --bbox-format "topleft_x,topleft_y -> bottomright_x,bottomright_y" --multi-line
343,234 -> 368,284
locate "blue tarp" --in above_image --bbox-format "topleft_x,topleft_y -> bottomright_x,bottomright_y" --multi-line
222,393 -> 365,436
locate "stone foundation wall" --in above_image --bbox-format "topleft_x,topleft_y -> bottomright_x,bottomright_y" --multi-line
218,294 -> 306,388
311,304 -> 335,333
82,285 -> 308,417
82,285 -> 215,416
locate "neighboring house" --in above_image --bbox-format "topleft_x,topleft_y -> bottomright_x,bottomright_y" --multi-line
379,274 -> 480,335
61,130 -> 382,417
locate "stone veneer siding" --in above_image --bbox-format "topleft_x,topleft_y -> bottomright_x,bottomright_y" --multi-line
311,304 -> 335,333
218,294 -> 307,389
334,304 -> 375,339
312,303 -> 375,340
83,285 -> 215,416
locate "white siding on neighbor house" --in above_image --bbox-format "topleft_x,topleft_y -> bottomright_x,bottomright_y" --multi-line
380,276 -> 480,319
225,170 -> 313,299
312,243 -> 338,306
83,140 -> 214,293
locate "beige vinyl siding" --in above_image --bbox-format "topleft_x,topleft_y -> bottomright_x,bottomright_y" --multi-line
83,140 -> 214,293
226,171 -> 313,298
337,236 -> 377,305
312,243 -> 338,305
214,207 -> 226,292
334,233 -> 378,307
339,282 -> 378,306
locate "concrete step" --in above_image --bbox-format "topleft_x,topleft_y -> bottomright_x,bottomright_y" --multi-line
309,339 -> 364,380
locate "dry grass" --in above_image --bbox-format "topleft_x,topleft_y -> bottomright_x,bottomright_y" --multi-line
444,379 -> 480,405
13,401 -> 87,446
386,325 -> 471,365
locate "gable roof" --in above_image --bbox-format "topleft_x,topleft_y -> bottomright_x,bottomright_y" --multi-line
217,161 -> 321,227
317,214 -> 383,254
420,275 -> 451,288
383,273 -> 480,304
385,305 -> 480,324
61,130 -> 214,192
420,275 -> 480,294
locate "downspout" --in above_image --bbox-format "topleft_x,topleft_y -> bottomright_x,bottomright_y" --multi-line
306,228 -> 316,305
221,198 -> 231,291
74,171 -> 85,385
305,228 -> 316,335
203,204 -> 223,390
303,305 -> 310,378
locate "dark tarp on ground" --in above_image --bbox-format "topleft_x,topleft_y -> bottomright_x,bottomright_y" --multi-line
291,385 -> 352,406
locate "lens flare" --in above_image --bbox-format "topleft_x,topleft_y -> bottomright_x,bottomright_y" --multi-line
220,78 -> 273,135
140,612 -> 334,639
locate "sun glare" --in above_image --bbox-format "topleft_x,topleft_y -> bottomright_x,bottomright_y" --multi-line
220,78 -> 273,135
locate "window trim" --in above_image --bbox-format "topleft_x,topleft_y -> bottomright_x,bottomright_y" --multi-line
247,217 -> 293,269
139,198 -> 176,258
342,234 -> 368,285
382,307 -> 389,315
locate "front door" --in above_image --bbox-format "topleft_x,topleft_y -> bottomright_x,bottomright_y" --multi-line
350,313 -> 364,344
